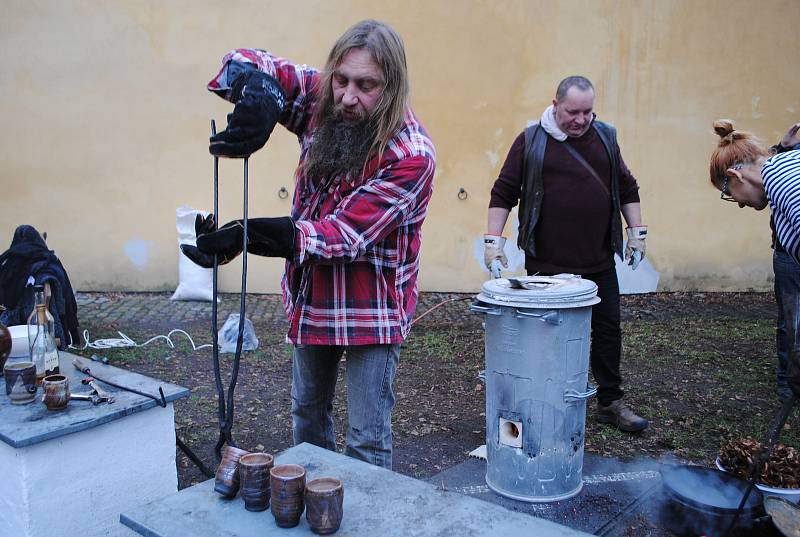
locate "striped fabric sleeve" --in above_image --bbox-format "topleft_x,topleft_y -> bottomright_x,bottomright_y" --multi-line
207,49 -> 320,137
295,155 -> 435,265
763,151 -> 800,264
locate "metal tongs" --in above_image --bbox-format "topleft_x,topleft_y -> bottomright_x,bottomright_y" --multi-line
71,357 -> 166,407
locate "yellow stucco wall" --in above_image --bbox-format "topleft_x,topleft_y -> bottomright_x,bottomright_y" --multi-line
2,0 -> 798,293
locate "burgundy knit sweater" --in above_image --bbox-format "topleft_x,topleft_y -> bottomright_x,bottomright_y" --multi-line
489,126 -> 640,274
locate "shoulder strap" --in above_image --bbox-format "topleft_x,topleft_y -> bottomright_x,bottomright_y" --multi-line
561,142 -> 611,198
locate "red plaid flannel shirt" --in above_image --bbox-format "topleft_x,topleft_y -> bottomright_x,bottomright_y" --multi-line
208,50 -> 436,345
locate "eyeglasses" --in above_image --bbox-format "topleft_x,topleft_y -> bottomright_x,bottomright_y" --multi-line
719,163 -> 744,203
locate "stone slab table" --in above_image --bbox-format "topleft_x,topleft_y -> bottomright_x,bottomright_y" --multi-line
0,351 -> 189,537
121,442 -> 591,537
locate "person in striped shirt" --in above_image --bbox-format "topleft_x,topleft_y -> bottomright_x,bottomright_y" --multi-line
709,119 -> 800,400
183,20 -> 436,468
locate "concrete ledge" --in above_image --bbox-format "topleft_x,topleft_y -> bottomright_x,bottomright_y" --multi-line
121,443 -> 592,537
0,351 -> 189,448
0,403 -> 179,537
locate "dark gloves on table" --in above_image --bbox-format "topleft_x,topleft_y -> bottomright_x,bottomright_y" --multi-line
180,214 -> 295,268
209,70 -> 286,158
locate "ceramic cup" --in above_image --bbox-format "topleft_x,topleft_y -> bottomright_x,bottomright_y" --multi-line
4,361 -> 37,405
239,452 -> 274,512
214,445 -> 250,498
304,477 -> 344,535
270,464 -> 306,528
42,374 -> 70,410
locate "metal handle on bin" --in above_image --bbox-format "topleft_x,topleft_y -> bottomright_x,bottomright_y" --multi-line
514,309 -> 561,325
563,383 -> 598,402
470,302 -> 502,315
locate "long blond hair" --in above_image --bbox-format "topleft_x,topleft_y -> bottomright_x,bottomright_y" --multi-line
709,119 -> 770,189
312,20 -> 409,160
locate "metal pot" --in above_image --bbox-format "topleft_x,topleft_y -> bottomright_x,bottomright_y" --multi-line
659,464 -> 770,536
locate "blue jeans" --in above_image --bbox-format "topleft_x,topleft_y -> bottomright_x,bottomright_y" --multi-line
291,344 -> 400,468
774,249 -> 800,394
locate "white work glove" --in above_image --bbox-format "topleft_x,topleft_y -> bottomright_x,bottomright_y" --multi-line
483,235 -> 508,278
624,226 -> 647,271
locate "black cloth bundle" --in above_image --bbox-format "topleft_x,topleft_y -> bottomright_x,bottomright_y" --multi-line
0,225 -> 79,348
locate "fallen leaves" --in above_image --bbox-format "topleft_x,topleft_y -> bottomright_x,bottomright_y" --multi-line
719,438 -> 800,488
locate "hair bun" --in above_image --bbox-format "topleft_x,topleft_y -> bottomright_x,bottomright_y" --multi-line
714,119 -> 735,139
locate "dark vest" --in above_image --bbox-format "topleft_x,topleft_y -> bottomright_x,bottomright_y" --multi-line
517,121 -> 623,260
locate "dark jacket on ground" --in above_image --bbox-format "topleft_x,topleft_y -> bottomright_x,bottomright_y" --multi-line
0,225 -> 79,348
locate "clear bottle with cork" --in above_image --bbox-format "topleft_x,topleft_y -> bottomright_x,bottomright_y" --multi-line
27,284 -> 59,385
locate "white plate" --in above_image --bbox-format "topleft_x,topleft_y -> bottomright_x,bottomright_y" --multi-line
715,456 -> 800,503
8,325 -> 28,357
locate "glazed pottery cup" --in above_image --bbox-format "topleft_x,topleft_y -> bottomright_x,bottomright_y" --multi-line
4,361 -> 37,405
42,374 -> 70,410
0,315 -> 10,371
305,477 -> 344,535
214,445 -> 249,498
239,452 -> 274,512
270,464 -> 306,528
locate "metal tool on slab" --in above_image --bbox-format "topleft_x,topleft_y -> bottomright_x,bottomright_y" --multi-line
70,392 -> 106,405
81,377 -> 115,404
72,357 -> 165,405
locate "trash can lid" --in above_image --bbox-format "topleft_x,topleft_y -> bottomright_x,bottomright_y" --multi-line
477,275 -> 600,309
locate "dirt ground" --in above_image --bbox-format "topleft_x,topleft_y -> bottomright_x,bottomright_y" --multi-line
71,290 -> 796,535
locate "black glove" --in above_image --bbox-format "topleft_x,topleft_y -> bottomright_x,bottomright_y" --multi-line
209,70 -> 286,158
180,215 -> 242,268
180,214 -> 295,269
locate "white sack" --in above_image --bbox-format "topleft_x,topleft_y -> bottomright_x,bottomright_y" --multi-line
171,205 -> 214,302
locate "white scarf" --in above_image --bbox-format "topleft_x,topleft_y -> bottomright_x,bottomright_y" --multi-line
540,105 -> 567,142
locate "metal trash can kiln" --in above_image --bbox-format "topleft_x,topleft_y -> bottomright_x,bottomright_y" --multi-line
471,275 -> 600,502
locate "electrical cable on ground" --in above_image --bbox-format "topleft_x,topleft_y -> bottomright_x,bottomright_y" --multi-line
70,328 -> 211,351
410,296 -> 472,326
70,296 -> 472,352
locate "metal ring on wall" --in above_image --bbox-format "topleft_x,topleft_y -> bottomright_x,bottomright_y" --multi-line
458,188 -> 468,200
278,187 -> 289,199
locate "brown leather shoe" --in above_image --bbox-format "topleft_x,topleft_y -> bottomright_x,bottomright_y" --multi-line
596,400 -> 649,432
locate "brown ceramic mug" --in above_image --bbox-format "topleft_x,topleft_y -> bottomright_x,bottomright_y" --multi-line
0,310 -> 11,371
239,452 -> 274,512
214,445 -> 249,498
4,361 -> 37,405
305,477 -> 344,535
42,374 -> 70,410
270,464 -> 306,528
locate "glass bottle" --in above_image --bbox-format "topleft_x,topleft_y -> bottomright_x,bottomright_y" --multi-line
27,285 -> 59,385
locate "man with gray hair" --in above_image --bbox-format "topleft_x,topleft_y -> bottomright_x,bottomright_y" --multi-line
183,20 -> 436,467
484,76 -> 648,432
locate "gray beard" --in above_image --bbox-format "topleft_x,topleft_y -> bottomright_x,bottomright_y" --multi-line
304,108 -> 376,181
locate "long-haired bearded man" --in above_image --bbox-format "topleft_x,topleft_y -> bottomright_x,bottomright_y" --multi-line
183,20 -> 436,468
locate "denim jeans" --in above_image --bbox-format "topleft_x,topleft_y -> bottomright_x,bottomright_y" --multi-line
774,249 -> 800,395
291,344 -> 400,469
